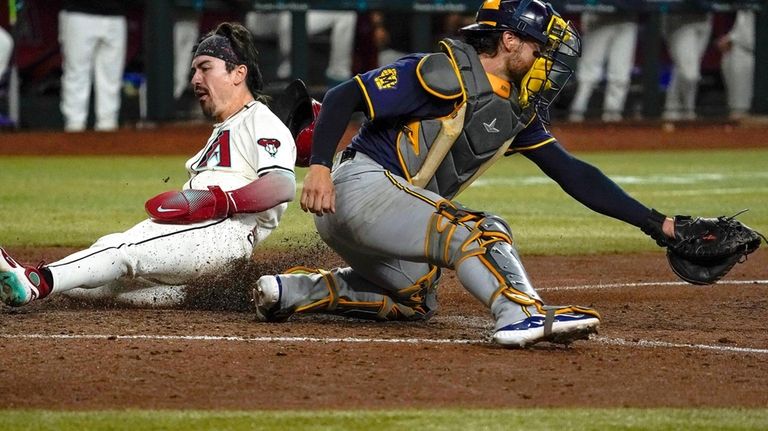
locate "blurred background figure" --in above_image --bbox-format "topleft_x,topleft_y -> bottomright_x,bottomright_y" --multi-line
661,11 -> 713,121
58,0 -> 128,132
568,11 -> 639,123
245,10 -> 278,39
173,0 -> 203,100
435,12 -> 475,42
277,10 -> 357,85
370,11 -> 405,67
717,9 -> 755,121
0,25 -> 11,86
0,24 -> 13,127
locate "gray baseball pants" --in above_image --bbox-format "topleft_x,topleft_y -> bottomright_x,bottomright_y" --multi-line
276,151 -> 541,329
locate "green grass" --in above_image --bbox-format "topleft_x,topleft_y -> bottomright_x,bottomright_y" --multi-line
1,149 -> 766,253
0,156 -> 182,246
1,408 -> 767,430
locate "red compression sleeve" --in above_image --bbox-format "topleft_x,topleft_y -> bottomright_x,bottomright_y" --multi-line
226,171 -> 296,213
146,172 -> 295,223
145,188 -> 228,224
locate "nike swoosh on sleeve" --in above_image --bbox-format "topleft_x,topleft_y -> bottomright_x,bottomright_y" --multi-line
156,206 -> 183,213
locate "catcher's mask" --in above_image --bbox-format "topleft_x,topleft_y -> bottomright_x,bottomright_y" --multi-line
271,79 -> 321,167
461,0 -> 581,123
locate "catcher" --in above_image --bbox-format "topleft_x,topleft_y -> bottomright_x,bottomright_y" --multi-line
254,0 -> 762,348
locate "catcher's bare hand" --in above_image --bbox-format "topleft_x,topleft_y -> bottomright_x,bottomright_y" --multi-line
300,164 -> 336,216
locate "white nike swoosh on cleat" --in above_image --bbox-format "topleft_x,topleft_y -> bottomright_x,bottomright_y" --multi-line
156,206 -> 183,213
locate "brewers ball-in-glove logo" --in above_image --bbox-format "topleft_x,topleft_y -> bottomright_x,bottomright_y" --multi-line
374,68 -> 398,90
258,138 -> 281,157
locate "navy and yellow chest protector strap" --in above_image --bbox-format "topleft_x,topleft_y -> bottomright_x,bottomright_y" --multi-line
396,38 -> 532,199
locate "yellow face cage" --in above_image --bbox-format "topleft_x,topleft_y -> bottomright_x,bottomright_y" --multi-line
518,13 -> 580,123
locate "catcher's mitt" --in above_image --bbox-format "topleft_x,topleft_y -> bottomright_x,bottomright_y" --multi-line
665,212 -> 765,285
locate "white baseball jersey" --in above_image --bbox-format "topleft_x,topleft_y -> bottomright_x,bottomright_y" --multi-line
47,100 -> 297,306
184,100 -> 296,236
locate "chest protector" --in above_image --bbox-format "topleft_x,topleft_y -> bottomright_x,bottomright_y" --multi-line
396,38 -> 532,199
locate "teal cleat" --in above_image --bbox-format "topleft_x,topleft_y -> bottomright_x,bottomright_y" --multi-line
0,248 -> 51,307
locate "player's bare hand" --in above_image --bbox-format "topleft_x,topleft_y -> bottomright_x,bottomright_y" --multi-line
300,164 -> 336,215
716,35 -> 732,53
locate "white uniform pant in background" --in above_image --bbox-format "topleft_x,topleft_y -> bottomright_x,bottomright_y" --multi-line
0,27 -> 12,77
662,13 -> 712,121
47,215 -> 258,306
277,11 -> 357,82
569,13 -> 638,122
58,11 -> 127,132
722,47 -> 754,118
721,10 -> 755,119
173,18 -> 200,99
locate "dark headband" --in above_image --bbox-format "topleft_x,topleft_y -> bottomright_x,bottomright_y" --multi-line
194,34 -> 241,64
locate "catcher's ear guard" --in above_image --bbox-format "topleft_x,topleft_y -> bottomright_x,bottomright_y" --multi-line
271,79 -> 321,167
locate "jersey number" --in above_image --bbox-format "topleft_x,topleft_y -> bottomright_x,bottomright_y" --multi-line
195,130 -> 232,169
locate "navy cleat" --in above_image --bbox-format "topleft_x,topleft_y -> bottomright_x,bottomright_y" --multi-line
493,306 -> 600,348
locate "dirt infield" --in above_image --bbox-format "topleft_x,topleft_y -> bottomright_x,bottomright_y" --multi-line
1,248 -> 766,410
1,123 -> 767,410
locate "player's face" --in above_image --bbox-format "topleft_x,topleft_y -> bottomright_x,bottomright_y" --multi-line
190,55 -> 240,121
505,33 -> 542,84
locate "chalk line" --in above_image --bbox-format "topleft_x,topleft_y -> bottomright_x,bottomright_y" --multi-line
538,279 -> 768,292
2,280 -> 766,355
2,333 -> 766,355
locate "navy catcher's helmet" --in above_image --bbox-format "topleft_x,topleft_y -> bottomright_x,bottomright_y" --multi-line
461,0 -> 554,45
462,0 -> 581,123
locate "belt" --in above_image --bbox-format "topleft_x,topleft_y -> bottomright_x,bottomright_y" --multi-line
340,148 -> 357,163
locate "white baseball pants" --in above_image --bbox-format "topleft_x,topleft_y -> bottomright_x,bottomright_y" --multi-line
173,18 -> 200,99
662,13 -> 713,120
277,11 -> 357,81
0,26 -> 12,78
47,215 -> 259,306
569,13 -> 638,121
721,10 -> 755,118
58,11 -> 127,131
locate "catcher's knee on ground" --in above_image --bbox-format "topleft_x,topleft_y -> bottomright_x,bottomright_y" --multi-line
284,265 -> 440,321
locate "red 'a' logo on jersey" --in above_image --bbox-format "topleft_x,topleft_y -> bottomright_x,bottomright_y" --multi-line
196,130 -> 232,169
258,138 -> 281,157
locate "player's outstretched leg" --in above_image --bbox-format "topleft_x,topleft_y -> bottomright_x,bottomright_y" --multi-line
453,245 -> 600,348
0,247 -> 52,307
428,201 -> 601,348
